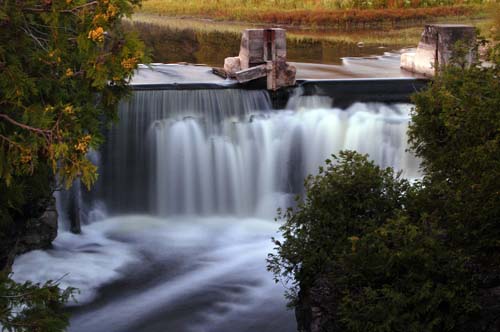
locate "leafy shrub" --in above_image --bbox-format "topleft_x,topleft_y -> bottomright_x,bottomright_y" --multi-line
268,151 -> 478,331
0,274 -> 75,332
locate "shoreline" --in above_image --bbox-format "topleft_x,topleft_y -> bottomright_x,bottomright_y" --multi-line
138,4 -> 485,30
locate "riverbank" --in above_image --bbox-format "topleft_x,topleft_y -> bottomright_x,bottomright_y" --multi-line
125,15 -> 490,67
139,1 -> 485,29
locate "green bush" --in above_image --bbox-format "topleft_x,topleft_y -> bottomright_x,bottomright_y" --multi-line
269,39 -> 500,331
408,43 -> 500,281
268,151 -> 411,295
268,151 -> 478,331
0,273 -> 75,332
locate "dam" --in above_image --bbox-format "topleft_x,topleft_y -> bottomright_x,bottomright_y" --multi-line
10,25 -> 454,332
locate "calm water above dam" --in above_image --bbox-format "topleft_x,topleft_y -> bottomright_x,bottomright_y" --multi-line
124,16 -> 418,67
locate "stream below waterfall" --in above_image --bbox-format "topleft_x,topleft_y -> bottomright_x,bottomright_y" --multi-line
13,88 -> 420,332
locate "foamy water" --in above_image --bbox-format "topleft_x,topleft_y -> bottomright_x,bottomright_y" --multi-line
13,88 -> 419,332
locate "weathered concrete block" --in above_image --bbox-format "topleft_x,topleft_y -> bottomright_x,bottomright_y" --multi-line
263,28 -> 286,61
239,29 -> 264,69
266,58 -> 296,91
221,28 -> 295,90
401,24 -> 476,76
400,52 -> 416,73
239,28 -> 287,69
235,64 -> 268,83
224,56 -> 241,75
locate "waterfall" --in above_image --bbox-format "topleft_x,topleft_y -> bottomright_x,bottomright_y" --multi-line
14,85 -> 421,332
91,88 -> 419,218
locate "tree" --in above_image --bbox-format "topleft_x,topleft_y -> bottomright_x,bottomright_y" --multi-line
0,0 -> 146,330
408,41 -> 500,329
0,274 -> 75,332
269,38 -> 499,331
267,151 -> 411,295
0,0 -> 146,189
268,151 -> 478,332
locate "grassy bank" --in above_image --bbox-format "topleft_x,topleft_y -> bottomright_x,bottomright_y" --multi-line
130,14 -> 428,45
140,0 -> 487,28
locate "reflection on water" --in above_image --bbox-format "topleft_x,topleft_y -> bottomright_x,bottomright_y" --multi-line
124,20 -> 411,67
125,14 -> 489,67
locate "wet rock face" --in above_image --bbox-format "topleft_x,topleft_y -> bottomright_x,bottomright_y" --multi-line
295,277 -> 338,332
16,197 -> 58,255
0,196 -> 58,272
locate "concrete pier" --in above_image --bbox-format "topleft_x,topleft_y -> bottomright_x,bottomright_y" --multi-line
219,28 -> 296,90
401,24 -> 476,76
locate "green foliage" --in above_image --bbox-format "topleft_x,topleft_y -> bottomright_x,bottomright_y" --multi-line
268,151 -> 411,292
268,151 -> 478,331
0,273 -> 75,332
408,43 -> 500,276
337,216 -> 478,332
0,0 -> 147,190
269,37 -> 500,331
0,1 -> 147,331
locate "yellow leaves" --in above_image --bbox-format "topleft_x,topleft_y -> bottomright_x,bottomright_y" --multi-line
74,134 -> 92,154
88,27 -> 105,43
348,236 -> 360,252
63,105 -> 74,114
66,0 -> 72,4
59,155 -> 98,190
20,149 -> 32,164
65,68 -> 74,77
121,57 -> 138,70
106,4 -> 118,18
91,2 -> 118,26
92,13 -> 108,25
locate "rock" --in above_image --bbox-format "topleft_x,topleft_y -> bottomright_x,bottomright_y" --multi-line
295,276 -> 338,332
223,56 -> 241,76
400,52 -> 416,73
267,58 -> 296,91
16,197 -> 58,255
235,64 -> 268,83
212,67 -> 228,79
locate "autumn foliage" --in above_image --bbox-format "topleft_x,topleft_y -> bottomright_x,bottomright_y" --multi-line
141,0 -> 483,28
0,0 -> 146,190
253,6 -> 476,27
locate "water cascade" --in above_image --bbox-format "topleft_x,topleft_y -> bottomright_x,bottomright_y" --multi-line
13,87 -> 420,332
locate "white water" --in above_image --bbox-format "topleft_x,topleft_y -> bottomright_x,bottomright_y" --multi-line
13,88 -> 419,332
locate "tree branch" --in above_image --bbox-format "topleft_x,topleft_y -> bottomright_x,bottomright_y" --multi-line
0,113 -> 52,136
0,134 -> 24,150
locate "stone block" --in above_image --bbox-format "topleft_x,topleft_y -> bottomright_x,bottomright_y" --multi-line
401,24 -> 476,76
223,56 -> 241,75
235,64 -> 268,83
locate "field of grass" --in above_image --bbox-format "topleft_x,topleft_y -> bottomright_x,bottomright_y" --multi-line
130,14 -> 427,45
140,0 -> 489,28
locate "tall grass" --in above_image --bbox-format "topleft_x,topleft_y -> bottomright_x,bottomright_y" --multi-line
142,0 -> 487,12
141,0 -> 489,28
490,1 -> 500,40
